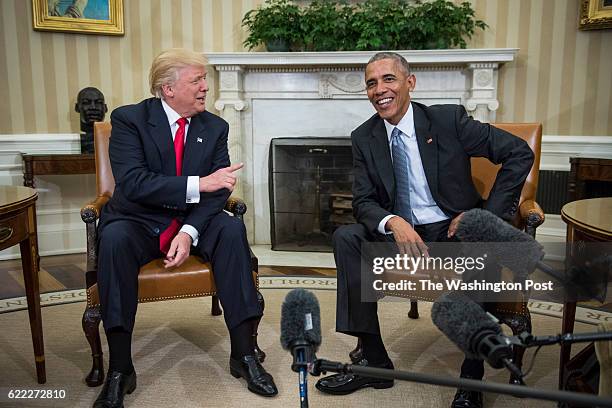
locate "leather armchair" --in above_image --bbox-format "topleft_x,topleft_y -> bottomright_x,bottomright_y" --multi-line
81,122 -> 264,387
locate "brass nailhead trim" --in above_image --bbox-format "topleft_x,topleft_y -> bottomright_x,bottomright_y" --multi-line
87,290 -> 218,307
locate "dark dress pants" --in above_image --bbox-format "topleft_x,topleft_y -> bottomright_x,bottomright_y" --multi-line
97,212 -> 261,333
333,218 -> 485,379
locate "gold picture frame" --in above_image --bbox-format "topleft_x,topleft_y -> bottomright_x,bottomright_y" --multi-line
579,0 -> 612,30
32,0 -> 124,36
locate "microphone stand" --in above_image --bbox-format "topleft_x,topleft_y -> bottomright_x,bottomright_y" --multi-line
310,359 -> 612,407
290,342 -> 314,408
297,349 -> 308,408
513,330 -> 612,348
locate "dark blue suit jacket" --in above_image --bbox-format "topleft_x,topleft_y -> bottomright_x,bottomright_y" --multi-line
99,98 -> 231,238
351,102 -> 534,235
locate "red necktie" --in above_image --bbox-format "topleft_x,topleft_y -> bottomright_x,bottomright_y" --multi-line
159,117 -> 188,254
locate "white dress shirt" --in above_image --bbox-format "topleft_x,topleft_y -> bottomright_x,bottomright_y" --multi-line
377,103 -> 449,234
161,99 -> 201,246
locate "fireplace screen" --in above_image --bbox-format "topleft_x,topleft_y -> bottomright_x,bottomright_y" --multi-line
269,138 -> 354,251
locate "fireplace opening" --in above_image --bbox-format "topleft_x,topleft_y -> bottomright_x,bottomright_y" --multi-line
269,138 -> 354,251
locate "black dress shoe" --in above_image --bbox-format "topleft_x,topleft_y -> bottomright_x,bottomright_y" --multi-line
230,355 -> 278,397
315,358 -> 394,395
93,370 -> 137,408
451,388 -> 483,408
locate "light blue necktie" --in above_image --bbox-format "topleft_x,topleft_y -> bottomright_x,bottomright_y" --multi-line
391,127 -> 414,225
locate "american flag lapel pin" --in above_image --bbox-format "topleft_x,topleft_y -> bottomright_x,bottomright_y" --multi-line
426,137 -> 433,144
197,137 -> 203,143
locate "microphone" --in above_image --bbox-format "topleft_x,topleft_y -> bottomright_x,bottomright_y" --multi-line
454,208 -> 544,280
431,291 -> 524,380
455,209 -> 611,302
455,208 -> 561,283
280,289 -> 322,408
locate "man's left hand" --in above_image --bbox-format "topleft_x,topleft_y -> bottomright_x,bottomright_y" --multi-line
447,212 -> 464,238
164,232 -> 192,268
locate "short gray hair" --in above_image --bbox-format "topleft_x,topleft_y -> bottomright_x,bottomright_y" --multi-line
367,52 -> 411,76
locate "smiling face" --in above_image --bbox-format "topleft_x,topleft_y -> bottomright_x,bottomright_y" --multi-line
365,58 -> 416,125
161,64 -> 208,118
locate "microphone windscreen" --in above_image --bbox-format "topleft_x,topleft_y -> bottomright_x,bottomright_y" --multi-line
455,208 -> 544,280
280,289 -> 321,351
456,208 -> 531,243
431,291 -> 501,359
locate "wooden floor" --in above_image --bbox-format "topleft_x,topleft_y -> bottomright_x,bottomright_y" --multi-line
0,253 -> 336,300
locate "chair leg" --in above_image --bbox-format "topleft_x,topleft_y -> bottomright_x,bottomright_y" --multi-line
253,290 -> 266,363
349,338 -> 363,363
499,307 -> 532,386
82,305 -> 104,387
408,300 -> 419,319
211,295 -> 222,316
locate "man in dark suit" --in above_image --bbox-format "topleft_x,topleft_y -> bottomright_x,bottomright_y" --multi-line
93,48 -> 277,408
315,52 -> 534,408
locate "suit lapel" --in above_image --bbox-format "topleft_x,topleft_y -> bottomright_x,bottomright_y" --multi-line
413,103 -> 439,199
182,113 -> 207,176
147,100 -> 176,175
369,118 -> 395,202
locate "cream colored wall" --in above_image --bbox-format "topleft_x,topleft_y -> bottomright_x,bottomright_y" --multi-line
469,0 -> 612,136
0,0 -> 610,136
0,0 -> 265,135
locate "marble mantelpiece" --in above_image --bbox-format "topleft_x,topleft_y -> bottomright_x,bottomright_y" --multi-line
208,49 -> 518,244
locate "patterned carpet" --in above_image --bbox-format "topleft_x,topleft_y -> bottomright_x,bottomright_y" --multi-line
1,288 -> 599,408
1,254 -> 610,326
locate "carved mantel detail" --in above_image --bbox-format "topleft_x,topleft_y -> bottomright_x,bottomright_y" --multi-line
319,72 -> 366,98
465,62 -> 500,122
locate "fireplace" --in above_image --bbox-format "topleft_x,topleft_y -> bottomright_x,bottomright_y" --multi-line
207,49 -> 517,245
269,138 -> 354,251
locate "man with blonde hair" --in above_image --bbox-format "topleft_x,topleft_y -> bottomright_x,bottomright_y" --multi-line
94,48 -> 277,407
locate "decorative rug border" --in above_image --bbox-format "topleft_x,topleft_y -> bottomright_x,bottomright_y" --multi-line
1,276 -> 610,326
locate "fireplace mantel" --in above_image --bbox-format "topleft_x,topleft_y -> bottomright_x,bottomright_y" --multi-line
207,49 -> 518,244
207,48 -> 517,66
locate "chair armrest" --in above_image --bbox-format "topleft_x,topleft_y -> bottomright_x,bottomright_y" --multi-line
224,197 -> 257,272
225,196 -> 247,219
81,195 -> 111,223
81,195 -> 110,274
519,199 -> 545,237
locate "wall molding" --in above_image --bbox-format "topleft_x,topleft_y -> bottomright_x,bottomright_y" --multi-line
0,132 -> 609,256
541,135 -> 612,171
2,133 -> 610,172
0,133 -> 81,154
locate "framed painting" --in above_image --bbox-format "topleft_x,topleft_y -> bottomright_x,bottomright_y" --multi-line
32,0 -> 124,36
579,0 -> 612,30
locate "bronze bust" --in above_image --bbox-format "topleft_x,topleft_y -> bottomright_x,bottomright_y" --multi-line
75,87 -> 107,153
